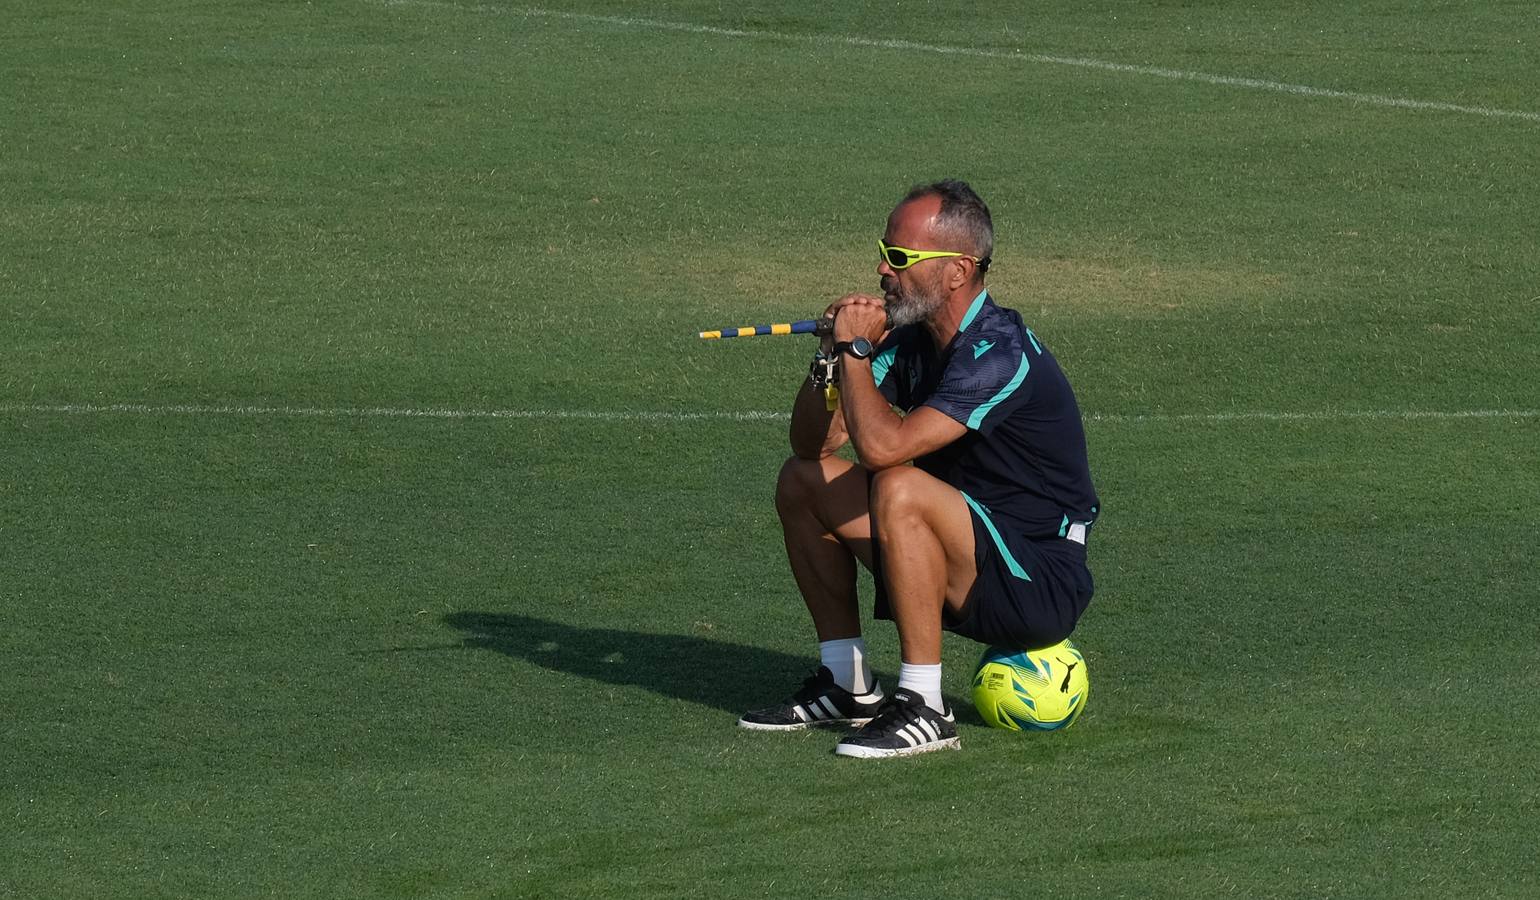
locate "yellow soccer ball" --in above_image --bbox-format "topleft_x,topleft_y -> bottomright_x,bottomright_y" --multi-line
971,639 -> 1089,731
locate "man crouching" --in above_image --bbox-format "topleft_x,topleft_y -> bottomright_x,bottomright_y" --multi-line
738,180 -> 1100,758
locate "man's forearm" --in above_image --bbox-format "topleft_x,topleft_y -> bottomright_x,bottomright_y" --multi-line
789,376 -> 845,459
838,359 -> 907,469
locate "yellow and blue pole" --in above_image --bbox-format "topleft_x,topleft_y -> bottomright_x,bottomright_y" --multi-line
698,317 -> 840,410
698,319 -> 832,340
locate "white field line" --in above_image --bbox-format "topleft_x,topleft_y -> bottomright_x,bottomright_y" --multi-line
377,1 -> 1540,124
0,402 -> 787,423
3,402 -> 1537,426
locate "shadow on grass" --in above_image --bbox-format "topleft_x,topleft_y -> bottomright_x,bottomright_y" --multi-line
444,611 -> 820,715
444,611 -> 978,721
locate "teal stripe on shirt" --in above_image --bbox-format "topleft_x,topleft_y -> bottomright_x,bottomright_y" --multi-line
966,350 -> 1031,430
958,288 -> 989,333
871,345 -> 898,388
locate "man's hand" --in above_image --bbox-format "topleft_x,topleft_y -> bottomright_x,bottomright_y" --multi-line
820,294 -> 965,470
825,293 -> 889,345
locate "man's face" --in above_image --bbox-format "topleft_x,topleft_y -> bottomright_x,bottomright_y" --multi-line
879,195 -> 953,328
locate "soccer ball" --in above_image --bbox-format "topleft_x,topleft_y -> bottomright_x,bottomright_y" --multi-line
971,639 -> 1089,731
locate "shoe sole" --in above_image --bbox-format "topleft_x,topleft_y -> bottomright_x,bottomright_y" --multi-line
833,736 -> 961,758
737,717 -> 874,732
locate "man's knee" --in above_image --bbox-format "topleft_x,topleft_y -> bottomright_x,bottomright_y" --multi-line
775,455 -> 829,517
869,465 -> 931,525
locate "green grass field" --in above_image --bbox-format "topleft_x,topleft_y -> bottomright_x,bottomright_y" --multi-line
5,2 -> 1539,897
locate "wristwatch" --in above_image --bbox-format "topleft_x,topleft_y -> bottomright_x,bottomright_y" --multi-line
835,337 -> 874,360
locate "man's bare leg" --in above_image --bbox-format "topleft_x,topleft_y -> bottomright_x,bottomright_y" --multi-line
737,456 -> 883,731
774,455 -> 877,642
868,466 -> 977,666
826,465 -> 976,754
830,464 -> 974,755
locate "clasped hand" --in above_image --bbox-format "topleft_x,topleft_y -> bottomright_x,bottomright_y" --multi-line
822,293 -> 889,354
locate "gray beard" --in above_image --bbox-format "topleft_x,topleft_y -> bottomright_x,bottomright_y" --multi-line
885,283 -> 947,328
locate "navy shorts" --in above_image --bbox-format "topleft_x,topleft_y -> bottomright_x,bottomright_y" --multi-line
873,501 -> 1094,651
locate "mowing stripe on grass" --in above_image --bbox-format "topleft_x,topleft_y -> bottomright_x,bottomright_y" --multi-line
376,0 -> 1540,124
3,403 -> 1536,426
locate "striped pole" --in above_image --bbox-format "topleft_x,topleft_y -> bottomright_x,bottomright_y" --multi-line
698,319 -> 832,340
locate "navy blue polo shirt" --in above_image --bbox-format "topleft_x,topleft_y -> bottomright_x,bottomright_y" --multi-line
872,289 -> 1099,540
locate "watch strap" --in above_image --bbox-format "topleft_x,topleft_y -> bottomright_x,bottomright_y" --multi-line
835,339 -> 872,360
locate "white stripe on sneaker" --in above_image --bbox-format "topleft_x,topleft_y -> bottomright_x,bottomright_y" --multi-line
817,696 -> 840,719
916,717 -> 939,742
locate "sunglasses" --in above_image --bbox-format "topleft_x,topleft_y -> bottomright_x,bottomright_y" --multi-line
878,239 -> 988,271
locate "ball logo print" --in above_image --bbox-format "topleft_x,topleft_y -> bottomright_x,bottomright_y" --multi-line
971,640 -> 1089,732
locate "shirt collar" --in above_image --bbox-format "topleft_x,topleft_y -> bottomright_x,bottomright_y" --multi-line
958,288 -> 990,333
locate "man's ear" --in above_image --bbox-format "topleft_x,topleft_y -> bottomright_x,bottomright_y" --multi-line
949,257 -> 976,291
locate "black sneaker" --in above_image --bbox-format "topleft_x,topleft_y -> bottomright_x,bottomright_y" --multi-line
737,666 -> 885,731
833,690 -> 959,758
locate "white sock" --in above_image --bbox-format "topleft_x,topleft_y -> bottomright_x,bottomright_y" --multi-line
819,637 -> 874,695
898,662 -> 945,713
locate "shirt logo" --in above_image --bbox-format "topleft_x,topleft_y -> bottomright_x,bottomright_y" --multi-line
972,340 -> 996,359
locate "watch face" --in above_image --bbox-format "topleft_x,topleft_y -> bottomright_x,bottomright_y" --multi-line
851,337 -> 873,358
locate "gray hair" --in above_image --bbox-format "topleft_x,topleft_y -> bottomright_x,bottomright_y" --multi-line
903,179 -> 994,272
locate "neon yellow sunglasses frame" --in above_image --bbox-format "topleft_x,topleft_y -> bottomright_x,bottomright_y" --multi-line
878,239 -> 982,270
